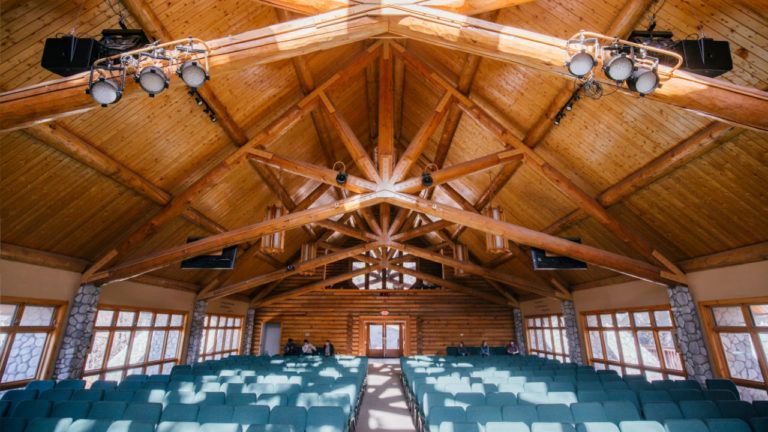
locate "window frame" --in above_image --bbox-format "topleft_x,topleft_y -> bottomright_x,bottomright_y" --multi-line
580,305 -> 687,379
0,297 -> 66,390
81,304 -> 187,381
524,313 -> 570,363
350,255 -> 418,290
699,297 -> 768,397
198,312 -> 244,361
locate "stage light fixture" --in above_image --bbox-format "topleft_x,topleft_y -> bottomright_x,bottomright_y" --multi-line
333,162 -> 348,185
567,51 -> 595,78
178,61 -> 208,89
137,66 -> 169,97
603,52 -> 634,82
627,67 -> 659,95
87,77 -> 122,107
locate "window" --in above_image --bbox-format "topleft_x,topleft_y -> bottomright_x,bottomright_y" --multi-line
525,314 -> 570,363
0,299 -> 64,389
83,306 -> 185,383
199,313 -> 243,361
582,306 -> 685,380
701,299 -> 768,401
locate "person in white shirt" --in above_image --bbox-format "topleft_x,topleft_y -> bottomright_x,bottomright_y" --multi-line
302,339 -> 317,355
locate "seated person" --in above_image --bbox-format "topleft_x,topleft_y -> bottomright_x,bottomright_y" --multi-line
457,341 -> 469,356
480,340 -> 490,357
284,338 -> 298,356
302,339 -> 317,355
323,340 -> 335,357
506,340 -> 520,355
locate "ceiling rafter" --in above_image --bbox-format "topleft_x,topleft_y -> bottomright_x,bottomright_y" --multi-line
259,0 -> 536,16
79,44 -> 381,279
393,44 -> 687,282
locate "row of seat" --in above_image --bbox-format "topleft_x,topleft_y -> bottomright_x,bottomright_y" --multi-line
433,419 -> 755,432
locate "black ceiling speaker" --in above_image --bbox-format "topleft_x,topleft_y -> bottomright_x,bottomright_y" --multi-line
531,237 -> 588,271
41,36 -> 103,76
181,237 -> 238,270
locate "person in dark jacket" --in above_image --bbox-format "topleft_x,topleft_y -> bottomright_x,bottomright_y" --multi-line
506,340 -> 520,355
323,340 -> 335,356
457,341 -> 469,356
480,340 -> 490,356
284,338 -> 298,356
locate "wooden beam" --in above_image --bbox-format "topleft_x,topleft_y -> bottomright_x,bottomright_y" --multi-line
523,0 -> 654,148
24,122 -> 226,235
378,42 -> 395,180
381,191 -> 678,285
485,251 -> 516,268
390,92 -> 452,183
259,0 -> 535,16
201,242 -> 381,300
391,219 -> 455,242
247,149 -> 378,194
385,264 -> 511,307
0,243 -> 199,292
81,45 -> 380,277
544,122 -> 740,235
321,94 -> 381,183
255,264 -> 384,307
393,45 -> 684,276
484,278 -> 520,306
678,241 -> 768,273
314,219 -> 379,241
388,6 -> 768,131
394,149 -> 523,193
0,6 -> 387,131
85,191 -> 386,284
387,242 -> 556,297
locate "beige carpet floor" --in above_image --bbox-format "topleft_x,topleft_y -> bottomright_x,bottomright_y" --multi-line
355,360 -> 417,432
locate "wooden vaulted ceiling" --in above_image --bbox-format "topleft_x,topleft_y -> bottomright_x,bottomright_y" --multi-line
1,0 -> 767,306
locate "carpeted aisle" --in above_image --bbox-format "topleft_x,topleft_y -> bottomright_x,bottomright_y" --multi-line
356,359 -> 417,432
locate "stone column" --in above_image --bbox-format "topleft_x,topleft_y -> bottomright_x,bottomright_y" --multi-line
513,308 -> 528,355
185,300 -> 207,365
668,285 -> 713,383
240,308 -> 256,355
561,300 -> 584,365
53,284 -> 101,380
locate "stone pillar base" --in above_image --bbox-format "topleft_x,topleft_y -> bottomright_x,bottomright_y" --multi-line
53,284 -> 101,380
561,300 -> 584,365
185,300 -> 207,365
513,308 -> 527,355
241,308 -> 256,355
668,285 -> 713,383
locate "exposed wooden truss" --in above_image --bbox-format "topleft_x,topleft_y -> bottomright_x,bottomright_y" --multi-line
2,0 -> 764,310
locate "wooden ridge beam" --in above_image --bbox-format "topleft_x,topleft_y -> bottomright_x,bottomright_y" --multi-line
247,149 -> 378,194
394,149 -> 524,193
381,191 -> 679,286
201,242 -> 381,300
255,264 -> 384,307
387,242 -> 557,298
259,0 -> 535,16
378,42 -> 395,180
388,6 -> 768,131
85,191 -> 386,285
543,122 -> 740,235
393,45 -> 684,277
0,6 -> 387,131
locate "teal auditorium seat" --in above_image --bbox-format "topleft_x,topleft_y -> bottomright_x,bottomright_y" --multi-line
26,380 -> 56,391
571,402 -> 608,423
531,422 -> 576,432
91,381 -> 118,391
26,417 -> 73,432
232,405 -> 270,428
679,400 -> 721,419
438,422 -> 482,432
124,402 -> 162,423
40,388 -> 73,401
428,406 -> 466,432
10,399 -> 52,418
486,392 -> 518,406
0,417 -> 27,432
73,389 -> 104,401
161,404 -> 200,422
486,422 -> 531,432
705,418 -> 753,432
246,425 -> 296,432
575,423 -> 619,432
663,419 -> 708,432
537,404 -> 573,423
642,402 -> 683,422
270,406 -> 308,432
502,405 -> 538,424
306,406 -> 347,432
603,401 -> 641,424
157,421 -> 201,432
617,420 -> 664,432
51,401 -> 92,419
466,405 -> 502,426
715,400 -> 757,422
88,401 -> 128,420
199,423 -> 241,432
197,405 -> 235,423
55,379 -> 86,389
705,380 -> 739,398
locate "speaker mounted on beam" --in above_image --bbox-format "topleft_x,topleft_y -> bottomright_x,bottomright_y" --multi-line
181,237 -> 238,270
531,238 -> 588,271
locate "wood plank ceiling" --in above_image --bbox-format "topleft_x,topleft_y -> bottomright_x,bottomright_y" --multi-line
1,0 -> 766,305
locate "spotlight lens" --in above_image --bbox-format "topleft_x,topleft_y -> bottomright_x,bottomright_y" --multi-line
604,55 -> 634,82
139,66 -> 168,95
631,70 -> 659,95
179,61 -> 207,88
568,52 -> 594,77
90,80 -> 119,106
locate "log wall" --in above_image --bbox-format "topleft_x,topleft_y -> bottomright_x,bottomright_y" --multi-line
251,289 -> 515,355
